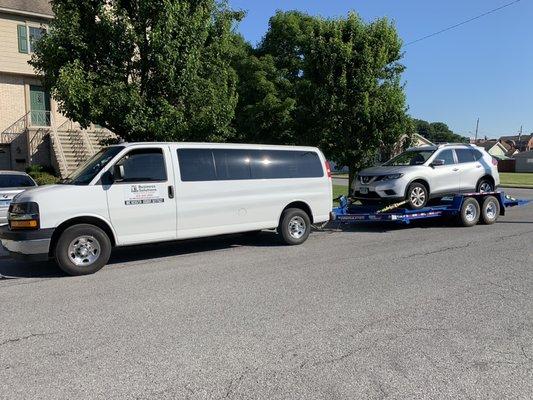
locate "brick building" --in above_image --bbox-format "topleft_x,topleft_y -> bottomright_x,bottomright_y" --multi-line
0,0 -> 113,176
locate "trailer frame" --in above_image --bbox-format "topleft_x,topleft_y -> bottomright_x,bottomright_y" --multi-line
331,191 -> 531,226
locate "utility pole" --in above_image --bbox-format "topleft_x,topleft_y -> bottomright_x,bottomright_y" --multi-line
474,118 -> 480,142
518,125 -> 522,141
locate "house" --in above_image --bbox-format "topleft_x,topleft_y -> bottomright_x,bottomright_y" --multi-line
0,0 -> 113,176
477,140 -> 511,160
499,134 -> 533,153
513,150 -> 533,173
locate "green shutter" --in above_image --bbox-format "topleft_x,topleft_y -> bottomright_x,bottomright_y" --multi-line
17,25 -> 28,53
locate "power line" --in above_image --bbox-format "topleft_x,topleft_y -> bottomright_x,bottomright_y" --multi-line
404,0 -> 522,46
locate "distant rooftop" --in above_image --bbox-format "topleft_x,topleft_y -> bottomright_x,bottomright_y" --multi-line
0,0 -> 52,17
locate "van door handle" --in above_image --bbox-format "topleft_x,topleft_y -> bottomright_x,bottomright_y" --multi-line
168,185 -> 174,199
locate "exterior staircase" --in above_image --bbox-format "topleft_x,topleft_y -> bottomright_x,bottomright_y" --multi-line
1,112 -> 116,177
50,121 -> 116,178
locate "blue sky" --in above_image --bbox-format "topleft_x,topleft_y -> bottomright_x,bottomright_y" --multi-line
229,0 -> 532,139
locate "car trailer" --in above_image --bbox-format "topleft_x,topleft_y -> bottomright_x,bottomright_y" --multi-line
331,192 -> 531,227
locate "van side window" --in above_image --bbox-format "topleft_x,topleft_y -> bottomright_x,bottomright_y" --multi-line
456,149 -> 476,163
177,149 -> 217,181
118,148 -> 167,182
212,149 -> 252,180
251,150 -> 323,179
177,149 -> 324,181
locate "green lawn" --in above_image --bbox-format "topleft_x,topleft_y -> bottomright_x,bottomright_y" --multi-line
333,185 -> 349,205
499,172 -> 533,188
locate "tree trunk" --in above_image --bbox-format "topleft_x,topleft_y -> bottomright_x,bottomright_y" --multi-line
348,167 -> 356,195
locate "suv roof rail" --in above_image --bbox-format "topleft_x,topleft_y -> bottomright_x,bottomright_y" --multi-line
436,142 -> 474,148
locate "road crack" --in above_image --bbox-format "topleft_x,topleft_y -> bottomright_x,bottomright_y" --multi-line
0,332 -> 56,347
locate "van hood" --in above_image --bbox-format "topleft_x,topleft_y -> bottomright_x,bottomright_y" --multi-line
11,184 -> 87,203
359,165 -> 425,176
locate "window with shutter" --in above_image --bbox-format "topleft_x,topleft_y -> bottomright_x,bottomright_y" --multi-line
17,25 -> 28,53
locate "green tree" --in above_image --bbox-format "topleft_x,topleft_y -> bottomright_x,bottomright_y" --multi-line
414,119 -> 468,143
233,11 -> 411,187
31,0 -> 243,142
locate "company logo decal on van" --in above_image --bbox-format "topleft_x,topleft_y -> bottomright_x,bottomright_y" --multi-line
124,184 -> 164,205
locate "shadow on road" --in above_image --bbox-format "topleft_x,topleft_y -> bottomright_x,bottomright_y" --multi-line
0,217 -> 483,280
0,232 -> 286,279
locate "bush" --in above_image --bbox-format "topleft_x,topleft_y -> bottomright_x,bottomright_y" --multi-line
26,164 -> 60,186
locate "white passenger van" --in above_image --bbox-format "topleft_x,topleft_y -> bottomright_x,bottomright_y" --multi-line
0,143 -> 332,275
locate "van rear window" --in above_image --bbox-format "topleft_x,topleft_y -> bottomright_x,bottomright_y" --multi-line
177,149 -> 323,182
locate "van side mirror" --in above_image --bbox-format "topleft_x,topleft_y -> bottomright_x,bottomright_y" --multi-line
113,164 -> 125,181
101,170 -> 115,185
431,159 -> 445,167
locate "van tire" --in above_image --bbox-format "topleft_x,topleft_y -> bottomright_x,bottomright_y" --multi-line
55,224 -> 112,276
278,208 -> 311,245
457,198 -> 480,227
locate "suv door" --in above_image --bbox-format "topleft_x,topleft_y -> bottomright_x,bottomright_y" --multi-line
105,146 -> 177,245
428,149 -> 460,195
455,148 -> 482,191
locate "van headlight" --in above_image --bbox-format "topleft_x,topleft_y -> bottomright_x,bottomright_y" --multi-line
381,174 -> 403,181
8,202 -> 40,230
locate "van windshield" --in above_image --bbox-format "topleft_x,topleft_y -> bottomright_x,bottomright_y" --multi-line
64,146 -> 124,185
384,150 -> 435,166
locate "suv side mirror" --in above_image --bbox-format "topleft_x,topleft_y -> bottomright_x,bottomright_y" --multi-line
431,159 -> 445,167
113,164 -> 125,181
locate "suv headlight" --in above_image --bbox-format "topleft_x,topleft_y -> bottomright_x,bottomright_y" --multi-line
381,174 -> 403,181
8,202 -> 40,230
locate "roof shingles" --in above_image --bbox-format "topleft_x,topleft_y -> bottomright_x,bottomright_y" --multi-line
0,0 -> 52,17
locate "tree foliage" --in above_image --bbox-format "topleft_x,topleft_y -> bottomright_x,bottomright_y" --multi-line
31,0 -> 243,142
413,119 -> 469,143
233,11 -> 412,179
33,4 -> 412,181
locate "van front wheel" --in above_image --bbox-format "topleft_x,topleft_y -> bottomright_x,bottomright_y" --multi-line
278,208 -> 311,245
55,224 -> 112,276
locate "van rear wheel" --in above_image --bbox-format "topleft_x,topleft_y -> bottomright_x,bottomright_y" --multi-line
278,208 -> 311,245
55,224 -> 111,276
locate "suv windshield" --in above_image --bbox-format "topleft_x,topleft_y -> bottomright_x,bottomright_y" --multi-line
385,150 -> 435,166
0,174 -> 36,188
65,146 -> 124,185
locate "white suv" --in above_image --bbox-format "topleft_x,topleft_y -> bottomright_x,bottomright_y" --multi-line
352,144 -> 500,209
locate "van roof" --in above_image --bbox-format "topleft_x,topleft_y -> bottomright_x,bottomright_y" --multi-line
113,142 -> 322,152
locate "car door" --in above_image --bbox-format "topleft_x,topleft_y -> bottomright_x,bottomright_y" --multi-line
455,148 -> 481,191
105,146 -> 177,245
428,149 -> 461,195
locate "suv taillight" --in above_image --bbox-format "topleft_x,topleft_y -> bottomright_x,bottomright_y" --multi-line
492,158 -> 498,166
325,161 -> 332,179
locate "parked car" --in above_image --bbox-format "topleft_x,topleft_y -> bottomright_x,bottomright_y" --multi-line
0,143 -> 332,275
0,171 -> 37,225
352,144 -> 500,209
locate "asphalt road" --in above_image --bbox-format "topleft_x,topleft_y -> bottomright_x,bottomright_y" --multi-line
1,189 -> 532,399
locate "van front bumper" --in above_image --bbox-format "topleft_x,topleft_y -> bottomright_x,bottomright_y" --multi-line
0,225 -> 54,262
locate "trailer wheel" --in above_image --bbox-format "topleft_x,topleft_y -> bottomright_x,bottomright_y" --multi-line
278,208 -> 311,245
458,198 -> 480,227
55,224 -> 112,276
480,196 -> 500,225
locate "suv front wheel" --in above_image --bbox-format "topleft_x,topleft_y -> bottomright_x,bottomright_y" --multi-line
406,182 -> 428,210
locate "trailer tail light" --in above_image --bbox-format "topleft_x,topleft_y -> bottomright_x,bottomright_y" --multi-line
325,161 -> 332,179
492,157 -> 498,166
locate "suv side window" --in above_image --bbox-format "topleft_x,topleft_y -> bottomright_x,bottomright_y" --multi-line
117,148 -> 167,182
455,148 -> 476,163
473,149 -> 484,161
436,149 -> 456,165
